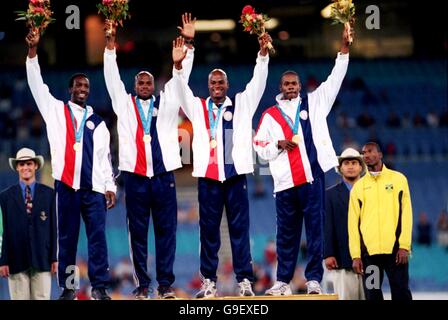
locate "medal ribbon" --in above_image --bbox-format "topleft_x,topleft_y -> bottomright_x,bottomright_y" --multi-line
67,103 -> 88,144
207,99 -> 224,141
136,96 -> 154,136
275,101 -> 301,136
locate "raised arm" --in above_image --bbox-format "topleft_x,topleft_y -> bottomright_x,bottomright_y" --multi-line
177,12 -> 196,81
103,20 -> 129,114
163,12 -> 196,99
25,29 -> 60,121
309,23 -> 354,117
238,32 -> 271,117
171,37 -> 198,121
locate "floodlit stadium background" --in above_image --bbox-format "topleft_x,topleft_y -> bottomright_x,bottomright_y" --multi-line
0,0 -> 447,299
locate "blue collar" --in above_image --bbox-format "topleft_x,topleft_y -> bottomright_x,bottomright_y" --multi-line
19,181 -> 36,201
343,180 -> 353,191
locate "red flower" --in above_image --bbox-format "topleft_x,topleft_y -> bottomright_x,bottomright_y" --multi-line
102,0 -> 113,6
30,0 -> 44,6
242,5 -> 254,15
32,7 -> 45,14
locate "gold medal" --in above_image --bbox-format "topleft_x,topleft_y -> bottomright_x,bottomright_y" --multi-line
292,135 -> 300,144
143,135 -> 152,144
210,139 -> 217,149
73,142 -> 81,152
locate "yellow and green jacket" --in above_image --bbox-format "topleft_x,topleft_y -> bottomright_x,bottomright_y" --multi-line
348,165 -> 413,259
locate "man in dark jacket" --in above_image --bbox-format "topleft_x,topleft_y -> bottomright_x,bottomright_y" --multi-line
0,148 -> 57,300
324,148 -> 365,299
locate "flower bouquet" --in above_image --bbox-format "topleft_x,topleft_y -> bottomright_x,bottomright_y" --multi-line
97,0 -> 131,36
239,5 -> 275,54
15,0 -> 55,35
329,0 -> 355,44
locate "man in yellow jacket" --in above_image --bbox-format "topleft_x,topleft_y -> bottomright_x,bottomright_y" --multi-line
348,142 -> 412,300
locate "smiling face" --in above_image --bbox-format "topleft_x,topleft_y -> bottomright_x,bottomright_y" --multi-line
16,160 -> 38,183
134,72 -> 155,100
280,73 -> 301,100
69,76 -> 90,106
208,70 -> 229,105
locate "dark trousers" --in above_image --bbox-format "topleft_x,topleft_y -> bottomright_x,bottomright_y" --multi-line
362,252 -> 412,300
198,175 -> 254,283
275,174 -> 324,283
55,181 -> 110,289
123,171 -> 177,289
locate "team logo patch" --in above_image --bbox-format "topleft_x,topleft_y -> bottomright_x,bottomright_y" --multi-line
86,120 -> 95,130
40,211 -> 47,221
153,108 -> 158,117
223,111 -> 233,121
385,184 -> 394,192
300,110 -> 308,120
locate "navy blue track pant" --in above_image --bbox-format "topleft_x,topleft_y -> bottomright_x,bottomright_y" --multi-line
123,171 -> 177,289
55,181 -> 110,289
362,252 -> 412,300
275,174 -> 324,283
198,175 -> 254,283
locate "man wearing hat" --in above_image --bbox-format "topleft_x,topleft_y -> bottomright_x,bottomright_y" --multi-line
324,148 -> 365,300
0,148 -> 57,300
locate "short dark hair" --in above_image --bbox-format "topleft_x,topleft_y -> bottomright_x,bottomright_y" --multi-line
68,73 -> 89,88
364,141 -> 382,153
280,70 -> 300,85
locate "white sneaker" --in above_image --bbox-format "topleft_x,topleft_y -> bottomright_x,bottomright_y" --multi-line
306,280 -> 322,294
195,279 -> 217,298
238,278 -> 255,297
265,281 -> 292,296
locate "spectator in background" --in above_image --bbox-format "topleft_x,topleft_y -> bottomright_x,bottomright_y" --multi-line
386,112 -> 401,128
402,113 -> 412,128
416,212 -> 432,246
426,111 -> 440,128
357,111 -> 375,128
413,113 -> 427,127
324,148 -> 366,300
436,210 -> 448,250
341,135 -> 361,152
439,111 -> 448,127
0,148 -> 57,300
336,111 -> 356,129
306,75 -> 318,92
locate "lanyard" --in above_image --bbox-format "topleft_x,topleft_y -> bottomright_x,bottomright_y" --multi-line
136,97 -> 154,135
208,99 -> 224,141
67,104 -> 88,143
275,101 -> 301,135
